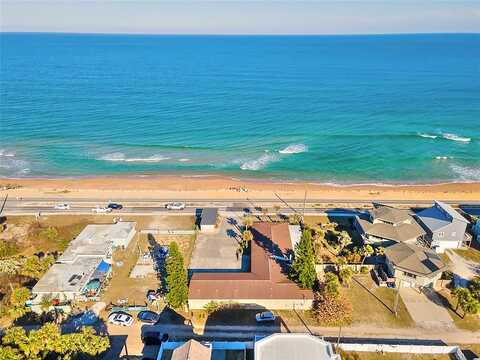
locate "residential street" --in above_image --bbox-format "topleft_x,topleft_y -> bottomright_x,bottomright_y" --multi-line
103,320 -> 480,358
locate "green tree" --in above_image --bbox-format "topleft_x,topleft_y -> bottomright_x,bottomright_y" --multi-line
290,230 -> 317,289
8,287 -> 30,319
240,230 -> 253,251
20,255 -> 54,280
0,346 -> 23,360
39,295 -> 52,313
339,268 -> 354,287
165,242 -> 189,309
336,256 -> 347,271
324,272 -> 340,298
361,245 -> 374,265
338,231 -> 351,249
375,246 -> 385,256
469,276 -> 480,300
452,287 -> 480,318
2,324 -> 109,360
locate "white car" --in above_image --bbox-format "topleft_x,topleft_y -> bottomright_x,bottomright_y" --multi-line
54,203 -> 70,210
255,311 -> 276,323
165,202 -> 186,210
108,312 -> 133,326
92,206 -> 112,213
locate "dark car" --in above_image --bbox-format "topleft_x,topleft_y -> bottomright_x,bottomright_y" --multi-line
137,310 -> 160,324
141,331 -> 169,345
107,203 -> 123,210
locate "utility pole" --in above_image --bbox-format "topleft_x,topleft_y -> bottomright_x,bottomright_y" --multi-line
336,325 -> 342,353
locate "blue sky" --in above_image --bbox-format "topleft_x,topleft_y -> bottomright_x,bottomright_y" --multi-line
1,1 -> 479,35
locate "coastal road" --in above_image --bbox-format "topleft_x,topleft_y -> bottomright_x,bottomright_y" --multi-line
2,196 -> 478,216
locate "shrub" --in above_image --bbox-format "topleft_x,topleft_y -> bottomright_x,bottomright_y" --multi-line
312,292 -> 352,326
360,266 -> 369,274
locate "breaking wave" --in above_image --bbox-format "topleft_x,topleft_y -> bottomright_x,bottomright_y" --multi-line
418,133 -> 438,139
279,143 -> 308,154
450,164 -> 480,181
0,150 -> 30,175
99,152 -> 170,163
240,153 -> 278,171
442,133 -> 471,143
434,156 -> 451,160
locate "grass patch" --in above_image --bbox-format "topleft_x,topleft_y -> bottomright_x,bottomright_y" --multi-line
346,275 -> 414,328
435,289 -> 480,332
453,248 -> 480,263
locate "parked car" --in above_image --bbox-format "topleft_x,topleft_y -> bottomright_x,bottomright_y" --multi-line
54,203 -> 70,210
92,206 -> 112,213
255,311 -> 276,322
165,202 -> 186,210
141,331 -> 169,345
137,310 -> 160,324
108,312 -> 133,326
107,203 -> 123,210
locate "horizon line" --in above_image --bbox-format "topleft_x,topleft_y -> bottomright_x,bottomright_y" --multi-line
1,31 -> 480,37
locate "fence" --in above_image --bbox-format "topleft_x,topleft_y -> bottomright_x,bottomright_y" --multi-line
338,343 -> 467,360
141,229 -> 196,235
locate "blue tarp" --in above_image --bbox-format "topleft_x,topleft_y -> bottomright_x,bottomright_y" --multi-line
96,260 -> 111,273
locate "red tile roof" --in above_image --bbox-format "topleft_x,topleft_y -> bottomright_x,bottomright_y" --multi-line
189,222 -> 313,301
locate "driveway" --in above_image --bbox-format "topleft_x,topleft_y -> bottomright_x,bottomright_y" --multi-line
400,287 -> 453,329
446,249 -> 480,287
189,217 -> 244,272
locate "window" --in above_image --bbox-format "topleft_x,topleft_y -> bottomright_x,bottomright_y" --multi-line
438,232 -> 444,238
403,272 -> 417,279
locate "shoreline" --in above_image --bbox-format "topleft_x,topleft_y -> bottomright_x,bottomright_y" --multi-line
1,175 -> 480,202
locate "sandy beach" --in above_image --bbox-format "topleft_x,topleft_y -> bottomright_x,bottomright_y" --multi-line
1,176 -> 480,203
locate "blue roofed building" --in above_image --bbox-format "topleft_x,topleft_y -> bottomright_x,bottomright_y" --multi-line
415,201 -> 470,253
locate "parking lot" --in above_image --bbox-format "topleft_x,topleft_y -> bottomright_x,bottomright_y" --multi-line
189,217 -> 244,272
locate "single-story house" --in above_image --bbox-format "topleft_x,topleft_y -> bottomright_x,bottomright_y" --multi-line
384,242 -> 447,288
31,221 -> 134,304
199,208 -> 218,232
171,339 -> 211,360
31,258 -> 111,303
254,333 -> 340,360
58,221 -> 136,263
189,222 -> 313,310
415,201 -> 470,253
354,204 -> 426,246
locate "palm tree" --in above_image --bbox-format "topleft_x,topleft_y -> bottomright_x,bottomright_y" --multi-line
242,214 -> 254,231
241,230 -> 253,251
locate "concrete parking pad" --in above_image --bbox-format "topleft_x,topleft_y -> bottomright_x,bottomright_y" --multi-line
400,287 -> 453,328
189,217 -> 243,272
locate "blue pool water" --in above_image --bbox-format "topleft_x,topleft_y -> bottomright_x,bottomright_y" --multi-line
1,33 -> 479,183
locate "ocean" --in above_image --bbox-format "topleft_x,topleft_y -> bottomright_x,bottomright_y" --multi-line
1,33 -> 479,183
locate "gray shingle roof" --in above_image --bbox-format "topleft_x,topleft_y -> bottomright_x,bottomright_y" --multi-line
385,242 -> 446,277
371,204 -> 413,224
200,208 -> 218,226
416,201 -> 468,232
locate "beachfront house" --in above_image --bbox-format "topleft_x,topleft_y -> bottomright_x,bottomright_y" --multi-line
157,339 -> 246,360
384,242 -> 447,288
189,222 -> 313,310
354,204 -> 426,246
31,221 -> 136,306
415,201 -> 470,253
254,333 -> 340,360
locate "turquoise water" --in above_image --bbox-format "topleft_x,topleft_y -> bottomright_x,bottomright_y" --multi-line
1,33 -> 479,183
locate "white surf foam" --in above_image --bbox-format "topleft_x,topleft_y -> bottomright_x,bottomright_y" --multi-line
240,153 -> 277,171
279,143 -> 308,154
178,158 -> 190,162
450,164 -> 480,181
435,156 -> 451,160
442,133 -> 471,143
99,152 -> 170,163
418,133 -> 438,139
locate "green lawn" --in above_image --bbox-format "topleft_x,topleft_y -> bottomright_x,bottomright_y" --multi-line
436,289 -> 480,332
346,275 -> 415,328
453,248 -> 480,263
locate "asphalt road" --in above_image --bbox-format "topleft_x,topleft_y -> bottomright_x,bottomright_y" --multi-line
2,195 -> 477,216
